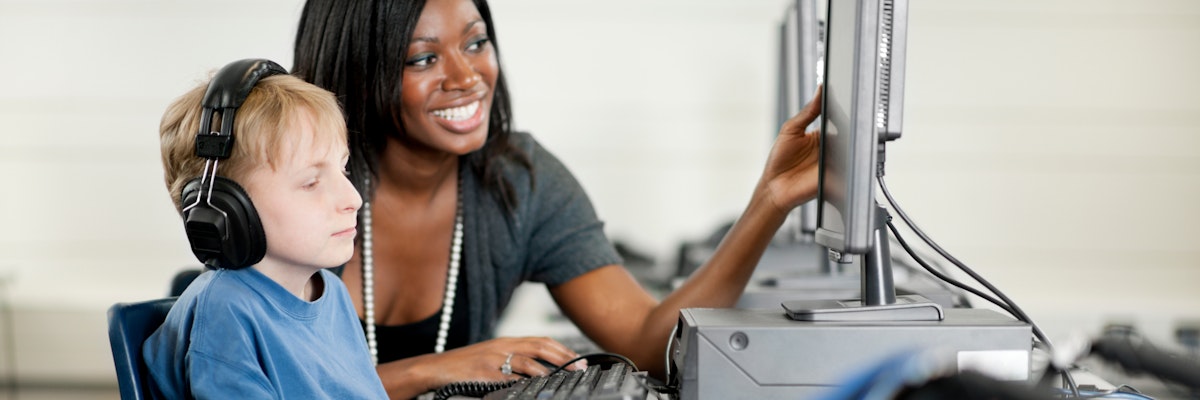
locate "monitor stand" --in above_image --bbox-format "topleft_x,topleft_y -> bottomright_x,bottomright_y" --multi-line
737,241 -> 859,309
753,200 -> 858,290
781,203 -> 943,321
753,240 -> 856,288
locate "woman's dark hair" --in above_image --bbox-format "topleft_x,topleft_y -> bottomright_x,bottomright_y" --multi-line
292,0 -> 531,211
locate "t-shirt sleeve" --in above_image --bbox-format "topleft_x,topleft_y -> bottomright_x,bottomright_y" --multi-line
523,139 -> 623,286
187,351 -> 276,399
184,283 -> 278,399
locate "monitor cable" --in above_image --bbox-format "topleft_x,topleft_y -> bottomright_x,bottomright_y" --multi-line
886,240 -> 974,308
886,221 -> 1012,315
877,176 -> 1079,397
877,178 -> 1033,328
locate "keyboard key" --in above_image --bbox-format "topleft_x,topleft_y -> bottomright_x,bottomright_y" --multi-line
516,375 -> 549,400
549,370 -> 583,400
569,365 -> 602,400
595,363 -> 627,396
535,370 -> 568,400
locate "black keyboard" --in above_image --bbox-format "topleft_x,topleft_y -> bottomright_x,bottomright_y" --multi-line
481,363 -> 647,400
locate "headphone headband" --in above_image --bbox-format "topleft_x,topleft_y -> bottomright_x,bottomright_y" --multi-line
196,59 -> 288,159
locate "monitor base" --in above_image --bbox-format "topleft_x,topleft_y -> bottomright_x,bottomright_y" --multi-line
782,294 -> 944,321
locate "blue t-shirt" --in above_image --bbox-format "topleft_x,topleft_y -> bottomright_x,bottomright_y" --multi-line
143,268 -> 386,399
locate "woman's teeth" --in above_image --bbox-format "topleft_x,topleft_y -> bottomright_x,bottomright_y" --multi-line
432,101 -> 479,121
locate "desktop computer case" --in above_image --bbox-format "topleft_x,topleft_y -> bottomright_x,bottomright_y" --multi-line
673,307 -> 1032,399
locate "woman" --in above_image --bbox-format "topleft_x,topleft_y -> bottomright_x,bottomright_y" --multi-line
292,0 -> 822,397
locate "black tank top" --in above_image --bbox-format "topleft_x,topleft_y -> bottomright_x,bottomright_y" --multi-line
360,275 -> 471,363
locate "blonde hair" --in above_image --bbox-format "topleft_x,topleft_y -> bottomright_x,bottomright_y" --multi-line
160,73 -> 347,213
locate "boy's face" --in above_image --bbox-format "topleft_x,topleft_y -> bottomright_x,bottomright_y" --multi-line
242,110 -> 361,272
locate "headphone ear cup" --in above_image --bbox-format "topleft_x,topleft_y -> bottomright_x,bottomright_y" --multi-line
180,177 -> 266,269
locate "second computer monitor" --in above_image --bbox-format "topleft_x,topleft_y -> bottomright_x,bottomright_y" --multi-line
778,0 -> 824,238
815,0 -> 909,258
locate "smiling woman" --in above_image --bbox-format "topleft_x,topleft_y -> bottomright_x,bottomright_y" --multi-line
291,0 -> 824,398
399,0 -> 498,148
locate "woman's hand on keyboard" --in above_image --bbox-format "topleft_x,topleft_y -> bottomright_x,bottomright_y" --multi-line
418,336 -> 589,389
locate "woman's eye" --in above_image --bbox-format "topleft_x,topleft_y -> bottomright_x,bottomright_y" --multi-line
303,180 -> 319,190
466,37 -> 490,52
406,53 -> 435,67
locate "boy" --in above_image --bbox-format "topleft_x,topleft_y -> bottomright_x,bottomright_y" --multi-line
143,62 -> 387,399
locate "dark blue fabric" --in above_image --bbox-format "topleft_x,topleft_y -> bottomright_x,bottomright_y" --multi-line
108,297 -> 177,400
143,268 -> 387,399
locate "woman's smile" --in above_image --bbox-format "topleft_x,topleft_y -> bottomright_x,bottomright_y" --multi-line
430,99 -> 485,134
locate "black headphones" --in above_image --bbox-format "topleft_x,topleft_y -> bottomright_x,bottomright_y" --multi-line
180,59 -> 287,270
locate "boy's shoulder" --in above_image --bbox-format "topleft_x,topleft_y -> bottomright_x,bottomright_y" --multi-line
177,269 -> 266,320
178,269 -> 351,321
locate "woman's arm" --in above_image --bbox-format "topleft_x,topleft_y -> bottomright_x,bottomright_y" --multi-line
549,192 -> 789,376
550,88 -> 824,377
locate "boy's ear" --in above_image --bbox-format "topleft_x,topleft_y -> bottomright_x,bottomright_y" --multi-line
180,176 -> 265,270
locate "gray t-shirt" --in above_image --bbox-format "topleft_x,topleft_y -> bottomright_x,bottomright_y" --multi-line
456,131 -> 623,343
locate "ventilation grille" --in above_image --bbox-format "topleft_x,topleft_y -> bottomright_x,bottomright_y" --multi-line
876,0 -> 895,131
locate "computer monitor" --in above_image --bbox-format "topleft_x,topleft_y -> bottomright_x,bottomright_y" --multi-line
781,0 -> 942,321
778,0 -> 823,241
670,4 -> 1034,396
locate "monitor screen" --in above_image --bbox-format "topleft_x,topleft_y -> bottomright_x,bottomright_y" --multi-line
815,0 -> 909,257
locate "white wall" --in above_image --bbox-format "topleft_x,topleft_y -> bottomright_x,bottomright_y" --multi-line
0,0 -> 1197,385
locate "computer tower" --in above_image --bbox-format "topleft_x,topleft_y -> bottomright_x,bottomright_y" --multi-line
672,307 -> 1032,399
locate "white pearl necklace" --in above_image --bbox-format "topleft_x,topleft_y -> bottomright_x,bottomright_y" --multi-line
361,177 -> 463,365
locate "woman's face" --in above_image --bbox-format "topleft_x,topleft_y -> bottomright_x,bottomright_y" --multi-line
399,0 -> 498,155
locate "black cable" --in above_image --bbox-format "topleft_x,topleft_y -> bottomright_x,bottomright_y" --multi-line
886,241 -> 974,308
632,374 -> 676,399
891,220 -> 1076,395
546,352 -> 638,375
886,221 -> 1013,315
877,177 -> 1079,397
877,179 -> 1034,330
1091,328 -> 1200,392
889,237 -> 955,277
878,179 -> 1042,338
